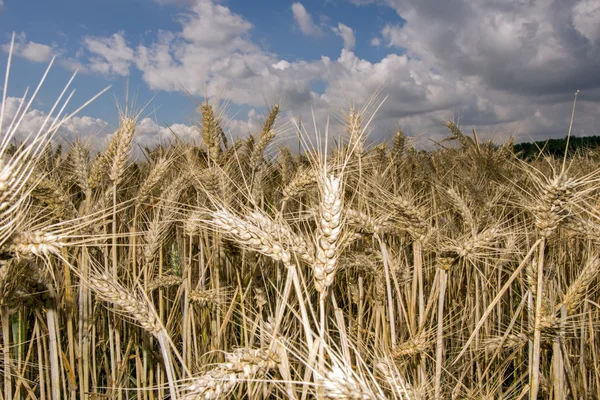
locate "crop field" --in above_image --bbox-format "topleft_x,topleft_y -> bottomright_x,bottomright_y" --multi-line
1,50 -> 600,400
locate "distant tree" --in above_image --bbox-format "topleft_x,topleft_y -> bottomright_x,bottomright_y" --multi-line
514,135 -> 600,159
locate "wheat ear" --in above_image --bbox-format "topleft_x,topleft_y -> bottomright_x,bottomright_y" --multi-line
560,256 -> 600,314
211,208 -> 292,266
321,365 -> 374,400
313,173 -> 343,295
183,348 -> 279,400
87,272 -> 161,336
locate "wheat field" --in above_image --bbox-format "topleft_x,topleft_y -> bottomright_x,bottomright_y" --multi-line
1,39 -> 600,400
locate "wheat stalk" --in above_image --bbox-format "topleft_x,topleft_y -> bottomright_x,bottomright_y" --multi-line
88,272 -> 161,336
313,172 -> 343,295
211,208 -> 292,266
147,274 -> 182,291
321,365 -> 374,400
560,256 -> 600,314
200,102 -> 223,163
68,142 -> 90,193
108,117 -> 136,186
10,230 -> 64,258
136,155 -> 170,205
246,210 -> 314,263
182,348 -> 279,400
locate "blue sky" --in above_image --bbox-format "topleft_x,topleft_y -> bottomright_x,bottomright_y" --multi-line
1,0 -> 599,148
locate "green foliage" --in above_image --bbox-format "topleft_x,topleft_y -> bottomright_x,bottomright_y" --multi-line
514,135 -> 600,159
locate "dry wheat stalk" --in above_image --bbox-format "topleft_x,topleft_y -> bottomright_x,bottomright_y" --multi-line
346,108 -> 364,156
88,126 -> 123,189
108,117 -> 136,185
143,209 -> 173,267
313,172 -> 343,295
279,148 -> 295,185
481,334 -> 528,353
189,288 -> 227,307
184,209 -> 209,236
0,157 -> 30,246
534,175 -> 576,237
451,226 -> 499,259
283,167 -> 316,201
446,121 -> 471,149
250,104 -> 278,171
0,260 -> 22,306
340,250 -> 382,276
211,208 -> 292,266
0,158 -> 16,209
246,210 -> 314,263
147,274 -> 182,291
392,331 -> 433,358
445,187 -> 475,229
560,256 -> 600,313
391,196 -> 428,241
70,142 -> 91,192
143,175 -> 187,265
200,103 -> 222,162
136,156 -> 170,205
10,231 -> 64,258
183,348 -> 279,400
88,272 -> 161,336
252,287 -> 267,308
321,365 -> 374,399
345,209 -> 392,236
374,360 -> 417,398
392,129 -> 405,159
567,215 -> 600,243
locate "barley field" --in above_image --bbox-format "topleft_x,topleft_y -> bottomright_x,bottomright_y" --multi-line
1,45 -> 600,400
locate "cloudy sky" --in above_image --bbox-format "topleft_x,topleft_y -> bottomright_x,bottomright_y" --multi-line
0,0 -> 599,149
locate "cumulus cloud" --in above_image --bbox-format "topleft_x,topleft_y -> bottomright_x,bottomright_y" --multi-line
332,23 -> 355,51
572,0 -> 600,44
0,96 -> 210,152
62,0 -> 600,146
84,32 -> 134,76
0,96 -> 109,147
59,58 -> 89,74
2,33 -> 55,62
135,117 -> 199,147
153,0 -> 195,4
179,0 -> 253,46
130,1 -> 324,110
292,2 -> 324,36
376,0 -> 600,97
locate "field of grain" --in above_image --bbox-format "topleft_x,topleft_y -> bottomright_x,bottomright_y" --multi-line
1,43 -> 600,400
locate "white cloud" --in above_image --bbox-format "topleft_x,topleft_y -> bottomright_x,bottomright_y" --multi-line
19,42 -> 54,62
0,96 -> 211,152
374,0 -> 600,97
573,0 -> 600,44
0,96 -> 109,148
153,0 -> 194,4
135,117 -> 199,147
59,58 -> 89,73
1,33 -> 55,63
332,23 -> 355,51
130,2 -> 325,109
84,32 -> 134,76
179,0 -> 253,46
69,0 -> 600,147
291,2 -> 324,36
